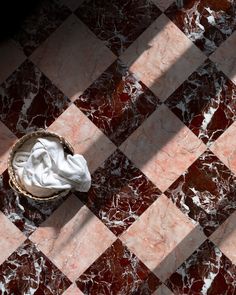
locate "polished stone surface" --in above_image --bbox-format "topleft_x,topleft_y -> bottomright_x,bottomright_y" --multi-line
0,0 -> 236,293
75,0 -> 162,56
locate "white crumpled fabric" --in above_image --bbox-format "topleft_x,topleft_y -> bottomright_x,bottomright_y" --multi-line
13,137 -> 91,197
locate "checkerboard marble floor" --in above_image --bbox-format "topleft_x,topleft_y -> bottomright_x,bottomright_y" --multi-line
0,0 -> 236,294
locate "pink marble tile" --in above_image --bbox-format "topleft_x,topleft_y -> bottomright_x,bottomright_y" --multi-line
211,31 -> 236,85
120,104 -> 206,192
121,194 -> 206,281
0,39 -> 25,84
121,14 -> 206,101
48,104 -> 116,173
152,0 -> 174,11
0,211 -> 26,265
210,121 -> 236,175
153,284 -> 174,295
31,14 -> 116,101
210,211 -> 236,265
63,283 -> 84,295
30,194 -> 116,281
0,121 -> 18,174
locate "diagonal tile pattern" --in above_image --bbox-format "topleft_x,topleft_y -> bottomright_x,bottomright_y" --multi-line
166,59 -> 236,146
74,59 -> 160,146
76,239 -> 161,294
77,149 -> 161,236
13,0 -> 71,56
0,59 -> 71,137
120,104 -> 206,192
0,211 -> 26,265
0,170 -> 68,236
48,104 -> 116,173
210,210 -> 236,265
75,0 -> 162,56
0,0 -> 236,293
210,120 -> 236,175
121,194 -> 206,281
165,0 -> 236,56
62,284 -> 85,295
30,195 -> 116,281
166,239 -> 236,294
152,0 -> 174,12
211,30 -> 236,85
121,14 -> 206,101
153,284 -> 174,295
31,15 -> 116,101
165,150 -> 236,236
0,239 -> 72,294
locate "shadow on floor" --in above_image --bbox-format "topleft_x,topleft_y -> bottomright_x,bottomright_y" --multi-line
0,0 -> 235,290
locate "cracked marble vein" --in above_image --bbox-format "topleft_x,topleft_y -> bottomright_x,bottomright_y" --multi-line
166,59 -> 236,146
165,149 -> 236,236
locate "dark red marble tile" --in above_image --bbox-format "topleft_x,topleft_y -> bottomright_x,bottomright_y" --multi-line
0,239 -> 71,294
165,0 -> 236,56
13,0 -> 71,56
76,239 -> 161,295
166,239 -> 236,295
0,170 -> 69,236
165,150 -> 236,237
77,150 -> 161,236
0,59 -> 71,137
165,59 -> 236,145
74,60 -> 160,146
75,0 -> 161,56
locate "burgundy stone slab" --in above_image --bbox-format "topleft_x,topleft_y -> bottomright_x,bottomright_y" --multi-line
0,170 -> 68,236
166,239 -> 236,295
0,239 -> 71,294
0,59 -> 71,137
165,59 -> 236,146
165,150 -> 236,237
165,0 -> 236,56
13,0 -> 71,56
76,239 -> 161,295
77,149 -> 161,236
74,59 -> 160,146
75,0 -> 161,56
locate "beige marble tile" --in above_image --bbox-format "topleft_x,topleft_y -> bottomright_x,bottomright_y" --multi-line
31,14 -> 116,101
121,14 -> 205,101
121,194 -> 206,281
152,0 -> 174,11
63,283 -> 84,295
210,121 -> 236,175
0,121 -> 18,174
211,31 -> 236,85
120,104 -> 206,192
0,211 -> 26,265
210,211 -> 236,265
48,104 -> 116,173
0,39 -> 25,84
153,284 -> 174,295
30,194 -> 116,281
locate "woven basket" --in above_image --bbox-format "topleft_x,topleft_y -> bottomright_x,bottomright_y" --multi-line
8,129 -> 74,201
